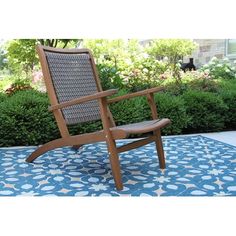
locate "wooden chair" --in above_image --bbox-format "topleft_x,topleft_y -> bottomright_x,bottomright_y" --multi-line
26,45 -> 171,190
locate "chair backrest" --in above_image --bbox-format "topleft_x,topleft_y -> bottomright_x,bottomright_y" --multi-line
37,46 -> 102,125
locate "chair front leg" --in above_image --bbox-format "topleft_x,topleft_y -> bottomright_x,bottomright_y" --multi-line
146,93 -> 166,169
154,129 -> 166,169
105,136 -> 123,190
99,97 -> 123,191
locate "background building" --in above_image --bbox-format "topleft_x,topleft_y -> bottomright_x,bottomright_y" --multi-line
184,39 -> 236,68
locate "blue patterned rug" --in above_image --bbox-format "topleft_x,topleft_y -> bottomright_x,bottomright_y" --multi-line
0,135 -> 236,196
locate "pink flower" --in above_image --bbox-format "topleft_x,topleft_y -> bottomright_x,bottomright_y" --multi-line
159,73 -> 167,80
32,70 -> 43,84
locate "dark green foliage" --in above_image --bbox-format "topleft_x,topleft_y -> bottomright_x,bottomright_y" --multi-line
0,90 -> 60,147
0,87 -> 235,147
109,90 -> 150,126
154,93 -> 190,135
0,92 -> 7,103
218,89 -> 236,129
96,64 -> 122,90
109,90 -> 189,136
182,90 -> 228,133
68,121 -> 103,136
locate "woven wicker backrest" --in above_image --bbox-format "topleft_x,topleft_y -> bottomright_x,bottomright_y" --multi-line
45,51 -> 101,125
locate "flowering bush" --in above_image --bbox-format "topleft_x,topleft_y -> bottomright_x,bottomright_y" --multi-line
5,83 -> 33,96
4,73 -> 33,96
122,58 -> 169,91
83,39 -> 187,91
200,57 -> 236,80
32,70 -> 46,92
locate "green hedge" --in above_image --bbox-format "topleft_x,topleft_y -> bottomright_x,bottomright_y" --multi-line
154,93 -> 190,135
218,89 -> 236,130
182,90 -> 228,133
0,87 -> 235,147
0,90 -> 60,147
0,89 -> 190,146
0,92 -> 7,103
110,90 -> 189,135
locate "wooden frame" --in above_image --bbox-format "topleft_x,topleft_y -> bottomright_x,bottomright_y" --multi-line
26,45 -> 171,191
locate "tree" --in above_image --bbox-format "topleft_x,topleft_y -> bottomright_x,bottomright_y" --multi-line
5,39 -> 82,74
38,39 -> 82,48
146,39 -> 198,82
6,39 -> 38,73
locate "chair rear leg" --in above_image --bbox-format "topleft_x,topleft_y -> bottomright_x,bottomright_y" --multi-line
106,138 -> 123,191
154,129 -> 166,169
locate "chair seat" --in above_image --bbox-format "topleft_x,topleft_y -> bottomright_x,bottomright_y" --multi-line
113,118 -> 171,134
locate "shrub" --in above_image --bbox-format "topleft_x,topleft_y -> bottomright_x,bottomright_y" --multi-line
96,63 -> 123,90
146,39 -> 198,82
218,89 -> 236,129
0,90 -> 60,147
0,89 -> 192,146
154,93 -> 190,135
0,77 -> 12,92
164,70 -> 220,96
0,92 -> 7,103
110,90 -> 190,135
200,57 -> 236,80
182,90 -> 228,133
109,90 -> 150,126
5,83 -> 33,95
1,87 -> 234,147
68,121 -> 103,136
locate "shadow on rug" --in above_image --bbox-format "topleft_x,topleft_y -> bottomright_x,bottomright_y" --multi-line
0,135 -> 236,196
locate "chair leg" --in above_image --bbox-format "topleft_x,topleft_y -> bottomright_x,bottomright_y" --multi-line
72,144 -> 83,150
105,138 -> 123,191
154,129 -> 166,169
26,138 -> 67,163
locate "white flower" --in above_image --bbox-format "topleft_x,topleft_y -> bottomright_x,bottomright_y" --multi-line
211,56 -> 218,62
125,59 -> 132,65
142,53 -> 149,59
209,61 -> 215,66
163,56 -> 168,62
204,69 -> 210,73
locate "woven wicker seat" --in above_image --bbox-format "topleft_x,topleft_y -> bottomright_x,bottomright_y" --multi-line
26,45 -> 171,191
114,119 -> 170,134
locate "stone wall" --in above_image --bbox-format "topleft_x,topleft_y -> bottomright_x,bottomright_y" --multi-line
141,39 -> 230,69
184,39 -> 226,68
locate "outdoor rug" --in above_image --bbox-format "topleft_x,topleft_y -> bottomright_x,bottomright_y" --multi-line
0,135 -> 236,196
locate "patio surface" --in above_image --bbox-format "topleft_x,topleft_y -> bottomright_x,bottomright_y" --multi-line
168,131 -> 236,146
200,131 -> 236,146
0,131 -> 235,196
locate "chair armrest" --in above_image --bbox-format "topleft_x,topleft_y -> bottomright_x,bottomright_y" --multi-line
107,87 -> 164,104
49,89 -> 118,111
